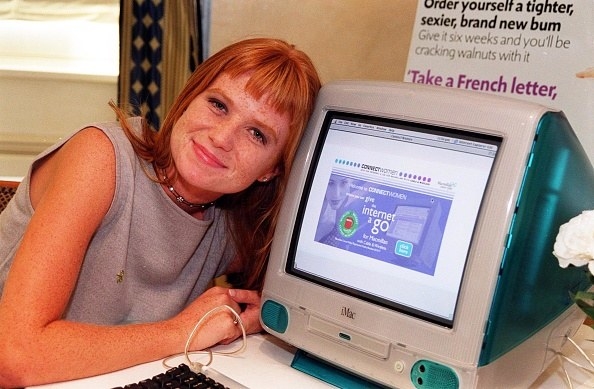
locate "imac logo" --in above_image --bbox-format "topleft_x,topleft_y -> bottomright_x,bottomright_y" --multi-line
341,306 -> 356,319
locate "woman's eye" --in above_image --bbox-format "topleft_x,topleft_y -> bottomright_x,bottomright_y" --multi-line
209,99 -> 227,112
250,128 -> 267,145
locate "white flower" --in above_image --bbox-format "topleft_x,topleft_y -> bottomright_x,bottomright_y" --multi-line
553,210 -> 594,276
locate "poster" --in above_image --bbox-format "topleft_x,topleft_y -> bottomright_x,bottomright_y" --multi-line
405,0 -> 594,162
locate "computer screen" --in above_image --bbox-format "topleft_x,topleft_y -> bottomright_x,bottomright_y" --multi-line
260,81 -> 594,389
289,111 -> 500,327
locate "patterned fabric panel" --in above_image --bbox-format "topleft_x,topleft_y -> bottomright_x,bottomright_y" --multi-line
129,0 -> 164,128
0,186 -> 17,214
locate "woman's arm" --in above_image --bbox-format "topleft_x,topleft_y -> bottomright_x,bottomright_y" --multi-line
0,128 -> 244,387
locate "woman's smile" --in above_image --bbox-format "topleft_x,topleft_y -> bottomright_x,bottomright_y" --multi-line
193,141 -> 226,169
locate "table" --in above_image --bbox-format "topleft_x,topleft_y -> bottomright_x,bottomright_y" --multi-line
31,326 -> 594,389
30,334 -> 330,389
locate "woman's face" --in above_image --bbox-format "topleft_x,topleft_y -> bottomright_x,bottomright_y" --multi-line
325,176 -> 351,210
169,72 -> 291,203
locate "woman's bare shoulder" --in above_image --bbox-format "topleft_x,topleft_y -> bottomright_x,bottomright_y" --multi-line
30,126 -> 117,211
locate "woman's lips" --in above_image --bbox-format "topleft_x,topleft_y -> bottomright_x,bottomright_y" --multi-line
193,142 -> 226,168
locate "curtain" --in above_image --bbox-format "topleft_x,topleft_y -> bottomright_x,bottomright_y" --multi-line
118,0 -> 201,129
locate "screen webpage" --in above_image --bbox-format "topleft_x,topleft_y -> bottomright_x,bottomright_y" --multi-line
289,112 -> 501,326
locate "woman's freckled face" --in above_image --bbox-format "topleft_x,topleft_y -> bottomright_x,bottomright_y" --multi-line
168,73 -> 291,203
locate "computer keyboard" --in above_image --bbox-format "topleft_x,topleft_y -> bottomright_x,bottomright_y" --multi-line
112,363 -> 249,389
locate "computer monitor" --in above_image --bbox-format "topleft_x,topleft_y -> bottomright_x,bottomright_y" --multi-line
260,81 -> 594,388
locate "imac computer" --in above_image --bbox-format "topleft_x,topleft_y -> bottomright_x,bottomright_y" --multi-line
259,81 -> 594,388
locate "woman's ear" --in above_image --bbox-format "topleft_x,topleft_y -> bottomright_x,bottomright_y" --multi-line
258,166 -> 280,183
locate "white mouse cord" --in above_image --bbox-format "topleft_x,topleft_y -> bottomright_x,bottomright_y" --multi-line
163,304 -> 247,373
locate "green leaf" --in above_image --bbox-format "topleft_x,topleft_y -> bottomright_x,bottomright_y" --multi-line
572,291 -> 594,319
573,290 -> 594,301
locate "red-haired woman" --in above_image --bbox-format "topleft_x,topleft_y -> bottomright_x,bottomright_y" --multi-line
0,38 -> 321,387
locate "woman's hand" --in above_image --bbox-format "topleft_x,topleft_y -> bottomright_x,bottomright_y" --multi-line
173,286 -> 262,350
228,288 -> 263,337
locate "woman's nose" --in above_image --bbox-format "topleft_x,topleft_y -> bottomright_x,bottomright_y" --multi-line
209,123 -> 235,151
328,185 -> 340,199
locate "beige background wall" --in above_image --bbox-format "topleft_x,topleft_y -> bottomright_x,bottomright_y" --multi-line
209,1 -> 417,84
0,72 -> 116,178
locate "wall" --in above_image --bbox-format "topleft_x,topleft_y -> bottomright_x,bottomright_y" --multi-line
209,0 -> 417,84
0,15 -> 119,179
0,70 -> 116,178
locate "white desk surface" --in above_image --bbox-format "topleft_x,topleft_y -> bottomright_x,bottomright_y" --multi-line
31,326 -> 594,389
